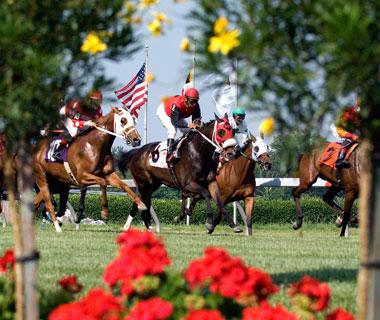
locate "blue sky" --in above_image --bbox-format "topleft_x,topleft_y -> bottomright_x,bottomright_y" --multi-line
103,1 -> 268,147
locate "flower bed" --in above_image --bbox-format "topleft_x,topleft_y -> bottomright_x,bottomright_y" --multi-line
1,229 -> 355,319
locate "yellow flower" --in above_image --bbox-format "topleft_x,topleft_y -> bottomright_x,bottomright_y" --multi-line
208,29 -> 240,55
152,11 -> 167,22
259,117 -> 275,136
124,1 -> 135,12
180,38 -> 191,52
214,16 -> 229,34
147,72 -> 155,83
139,0 -> 159,9
148,19 -> 163,37
80,32 -> 107,55
133,16 -> 142,24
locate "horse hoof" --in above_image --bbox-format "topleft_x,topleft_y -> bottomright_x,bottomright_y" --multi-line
205,223 -> 215,234
335,217 -> 343,228
233,226 -> 243,233
292,221 -> 302,230
174,216 -> 181,223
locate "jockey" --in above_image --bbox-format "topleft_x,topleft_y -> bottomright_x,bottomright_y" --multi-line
156,87 -> 202,163
331,101 -> 360,168
52,90 -> 103,160
229,108 -> 250,150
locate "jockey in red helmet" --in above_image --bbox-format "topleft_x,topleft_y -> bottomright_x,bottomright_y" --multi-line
156,87 -> 202,163
52,90 -> 103,161
331,99 -> 361,168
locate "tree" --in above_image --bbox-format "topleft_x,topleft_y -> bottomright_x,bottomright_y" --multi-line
186,0 -> 380,318
0,1 -> 140,319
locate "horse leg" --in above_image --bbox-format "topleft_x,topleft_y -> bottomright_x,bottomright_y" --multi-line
244,196 -> 255,236
77,186 -> 87,223
100,185 -> 109,221
321,186 -> 344,227
174,196 -> 200,223
340,191 -> 357,237
207,181 -> 232,233
57,188 -> 69,219
124,202 -> 138,230
34,187 -> 61,232
105,172 -> 147,211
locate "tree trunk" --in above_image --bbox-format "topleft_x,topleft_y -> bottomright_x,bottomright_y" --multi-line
4,154 -> 24,320
356,139 -> 372,319
17,142 -> 39,320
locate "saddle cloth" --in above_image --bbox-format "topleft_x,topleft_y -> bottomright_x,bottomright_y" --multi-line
148,136 -> 187,169
45,137 -> 68,163
319,142 -> 358,168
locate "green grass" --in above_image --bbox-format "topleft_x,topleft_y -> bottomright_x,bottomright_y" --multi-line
0,223 -> 359,313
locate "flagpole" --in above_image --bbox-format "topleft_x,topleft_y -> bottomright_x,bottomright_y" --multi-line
192,40 -> 196,86
144,44 -> 149,145
235,58 -> 238,108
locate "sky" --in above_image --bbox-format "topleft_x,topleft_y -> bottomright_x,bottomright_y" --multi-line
103,1 -> 266,148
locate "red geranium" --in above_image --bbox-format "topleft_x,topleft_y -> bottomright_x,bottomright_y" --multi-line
184,309 -> 225,320
326,308 -> 355,320
242,302 -> 298,320
104,229 -> 171,295
0,249 -> 15,273
184,247 -> 278,303
288,275 -> 330,312
125,297 -> 173,320
58,275 -> 83,293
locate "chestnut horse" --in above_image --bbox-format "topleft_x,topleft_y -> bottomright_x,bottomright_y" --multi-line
118,115 -> 238,233
33,108 -> 147,232
292,143 -> 360,237
175,136 -> 272,236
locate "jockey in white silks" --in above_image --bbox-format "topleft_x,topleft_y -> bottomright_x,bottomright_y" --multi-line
228,107 -> 250,150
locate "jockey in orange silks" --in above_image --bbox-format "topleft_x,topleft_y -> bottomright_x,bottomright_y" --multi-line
52,90 -> 103,159
156,87 -> 202,163
331,99 -> 360,168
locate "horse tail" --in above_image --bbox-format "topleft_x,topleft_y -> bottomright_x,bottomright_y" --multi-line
117,149 -> 138,177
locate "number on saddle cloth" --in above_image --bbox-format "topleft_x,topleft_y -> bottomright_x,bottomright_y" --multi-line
149,135 -> 189,168
45,137 -> 68,163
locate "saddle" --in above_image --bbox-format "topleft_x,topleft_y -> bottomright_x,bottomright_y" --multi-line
320,142 -> 358,169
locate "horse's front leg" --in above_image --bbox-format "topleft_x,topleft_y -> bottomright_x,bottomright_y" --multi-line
34,187 -> 61,232
77,186 -> 87,223
99,185 -> 109,221
57,188 -> 69,218
244,196 -> 255,236
105,172 -> 147,211
207,181 -> 232,233
340,190 -> 357,237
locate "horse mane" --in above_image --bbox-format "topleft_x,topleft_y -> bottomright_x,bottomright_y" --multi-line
203,119 -> 215,126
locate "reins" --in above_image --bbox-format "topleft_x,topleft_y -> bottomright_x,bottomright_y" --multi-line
195,122 -> 223,152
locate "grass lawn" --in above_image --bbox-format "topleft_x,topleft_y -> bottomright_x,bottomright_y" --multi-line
0,223 -> 359,314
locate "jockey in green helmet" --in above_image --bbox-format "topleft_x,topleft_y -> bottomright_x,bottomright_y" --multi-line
229,108 -> 250,148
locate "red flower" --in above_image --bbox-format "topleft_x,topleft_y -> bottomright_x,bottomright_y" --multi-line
0,249 -> 15,273
242,302 -> 298,320
184,247 -> 278,303
49,288 -> 123,320
184,309 -> 225,320
125,297 -> 173,320
288,275 -> 330,312
326,308 -> 355,320
104,229 -> 171,295
58,275 -> 83,293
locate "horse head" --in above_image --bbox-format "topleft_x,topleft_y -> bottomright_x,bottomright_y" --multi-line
214,113 -> 237,161
112,108 -> 141,147
251,135 -> 272,171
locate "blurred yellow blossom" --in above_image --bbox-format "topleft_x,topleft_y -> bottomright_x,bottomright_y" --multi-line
208,29 -> 240,55
133,16 -> 142,24
124,1 -> 136,12
139,0 -> 159,9
214,16 -> 229,34
148,19 -> 162,37
147,72 -> 155,83
259,117 -> 275,136
81,32 -> 107,55
180,38 -> 191,52
161,96 -> 169,103
153,11 -> 167,22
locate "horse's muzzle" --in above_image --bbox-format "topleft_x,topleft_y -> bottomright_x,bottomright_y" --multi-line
260,161 -> 272,171
131,138 -> 141,147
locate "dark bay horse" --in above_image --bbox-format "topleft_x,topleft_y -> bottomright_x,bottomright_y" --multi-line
117,114 -> 238,233
175,136 -> 272,236
33,108 -> 147,232
292,143 -> 360,237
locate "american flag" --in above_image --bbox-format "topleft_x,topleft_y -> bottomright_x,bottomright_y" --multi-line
115,63 -> 147,117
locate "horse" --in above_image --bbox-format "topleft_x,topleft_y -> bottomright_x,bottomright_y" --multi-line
32,108 -> 147,232
174,135 -> 272,236
292,142 -> 360,237
117,114 -> 239,233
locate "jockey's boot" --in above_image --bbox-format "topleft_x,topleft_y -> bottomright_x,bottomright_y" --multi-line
335,147 -> 348,168
53,133 -> 72,161
166,138 -> 175,164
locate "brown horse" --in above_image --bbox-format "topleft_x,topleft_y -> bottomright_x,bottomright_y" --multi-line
175,136 -> 272,236
33,108 -> 147,232
118,114 -> 238,233
292,142 -> 360,237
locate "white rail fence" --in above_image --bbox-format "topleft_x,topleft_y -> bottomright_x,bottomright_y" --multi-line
1,178 -> 331,231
